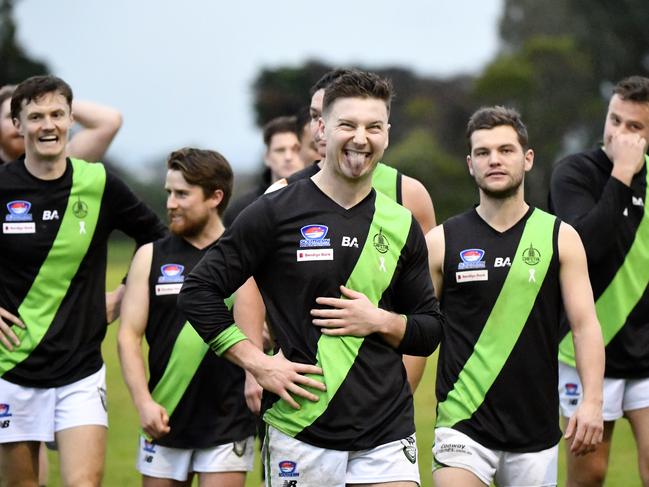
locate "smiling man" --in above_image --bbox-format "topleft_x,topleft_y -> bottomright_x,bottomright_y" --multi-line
266,68 -> 438,393
118,148 -> 261,487
178,70 -> 444,486
427,106 -> 604,487
0,75 -> 165,486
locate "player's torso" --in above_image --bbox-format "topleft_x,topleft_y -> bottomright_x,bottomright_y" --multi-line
437,207 -> 562,451
147,234 -> 254,448
258,180 -> 416,449
0,159 -> 111,387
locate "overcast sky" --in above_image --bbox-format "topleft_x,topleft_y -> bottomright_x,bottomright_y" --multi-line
14,0 -> 503,176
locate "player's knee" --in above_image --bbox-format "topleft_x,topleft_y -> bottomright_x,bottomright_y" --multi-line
61,468 -> 104,487
568,458 -> 608,487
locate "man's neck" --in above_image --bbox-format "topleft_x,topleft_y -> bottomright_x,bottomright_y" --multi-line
475,191 -> 529,233
24,154 -> 67,180
311,159 -> 373,209
183,215 -> 225,249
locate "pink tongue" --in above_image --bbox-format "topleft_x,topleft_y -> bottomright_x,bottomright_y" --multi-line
347,151 -> 366,174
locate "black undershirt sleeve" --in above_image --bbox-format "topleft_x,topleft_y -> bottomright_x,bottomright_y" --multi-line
550,158 -> 632,262
105,171 -> 167,246
178,197 -> 274,343
393,217 -> 445,356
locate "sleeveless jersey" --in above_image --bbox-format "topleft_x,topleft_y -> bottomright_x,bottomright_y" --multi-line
436,207 -> 562,452
146,234 -> 255,448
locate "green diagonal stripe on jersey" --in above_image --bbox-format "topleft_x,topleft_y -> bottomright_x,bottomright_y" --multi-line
372,163 -> 398,201
0,159 -> 106,375
150,296 -> 234,422
436,208 -> 555,428
559,156 -> 649,366
264,191 -> 412,437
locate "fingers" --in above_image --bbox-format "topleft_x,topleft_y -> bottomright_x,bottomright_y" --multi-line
339,285 -> 364,299
315,296 -> 347,308
310,308 -> 344,319
564,415 -> 576,440
0,308 -> 24,328
0,320 -> 21,350
292,373 -> 326,392
285,382 -> 320,404
569,419 -> 601,456
292,363 -> 324,377
278,389 -> 300,410
319,326 -> 349,336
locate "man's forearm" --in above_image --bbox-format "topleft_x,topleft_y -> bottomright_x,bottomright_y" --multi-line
573,323 -> 605,404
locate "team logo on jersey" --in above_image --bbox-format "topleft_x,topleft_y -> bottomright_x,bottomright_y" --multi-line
232,439 -> 247,457
565,383 -> 579,397
632,196 -> 644,207
72,197 -> 88,218
5,200 -> 33,222
401,436 -> 417,464
522,243 -> 540,265
458,248 -> 485,269
98,387 -> 107,412
278,460 -> 299,477
373,228 -> 389,254
158,264 -> 185,283
300,224 -> 330,247
3,201 -> 36,233
0,404 -> 12,418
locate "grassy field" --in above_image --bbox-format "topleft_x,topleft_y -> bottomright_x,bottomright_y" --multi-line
44,239 -> 642,486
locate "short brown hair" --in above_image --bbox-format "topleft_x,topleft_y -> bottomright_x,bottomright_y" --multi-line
613,76 -> 649,103
322,70 -> 393,116
11,75 -> 73,120
166,148 -> 233,215
262,116 -> 298,147
466,106 -> 529,151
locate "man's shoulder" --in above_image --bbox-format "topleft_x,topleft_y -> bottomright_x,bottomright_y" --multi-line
554,148 -> 609,177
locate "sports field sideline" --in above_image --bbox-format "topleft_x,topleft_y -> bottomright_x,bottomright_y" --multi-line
43,239 -> 639,486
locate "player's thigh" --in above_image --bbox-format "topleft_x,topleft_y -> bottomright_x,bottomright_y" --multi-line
56,425 -> 106,486
563,418 -> 614,486
625,406 -> 649,482
0,440 -> 39,487
432,427 -> 496,486
433,466 -> 487,487
264,425 -> 347,487
496,443 -> 558,487
198,471 -> 246,487
346,434 -> 420,486
142,475 -> 192,487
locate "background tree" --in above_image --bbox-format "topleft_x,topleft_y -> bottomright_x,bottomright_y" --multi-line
0,0 -> 48,85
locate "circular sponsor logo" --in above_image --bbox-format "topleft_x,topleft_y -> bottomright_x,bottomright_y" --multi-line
373,228 -> 389,254
73,199 -> 88,219
522,243 -> 540,265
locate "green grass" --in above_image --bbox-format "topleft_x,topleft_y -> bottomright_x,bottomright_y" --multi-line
46,239 -> 642,486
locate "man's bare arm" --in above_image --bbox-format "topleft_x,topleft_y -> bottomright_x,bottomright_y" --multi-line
559,223 -> 605,456
117,244 -> 170,439
67,100 -> 122,162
